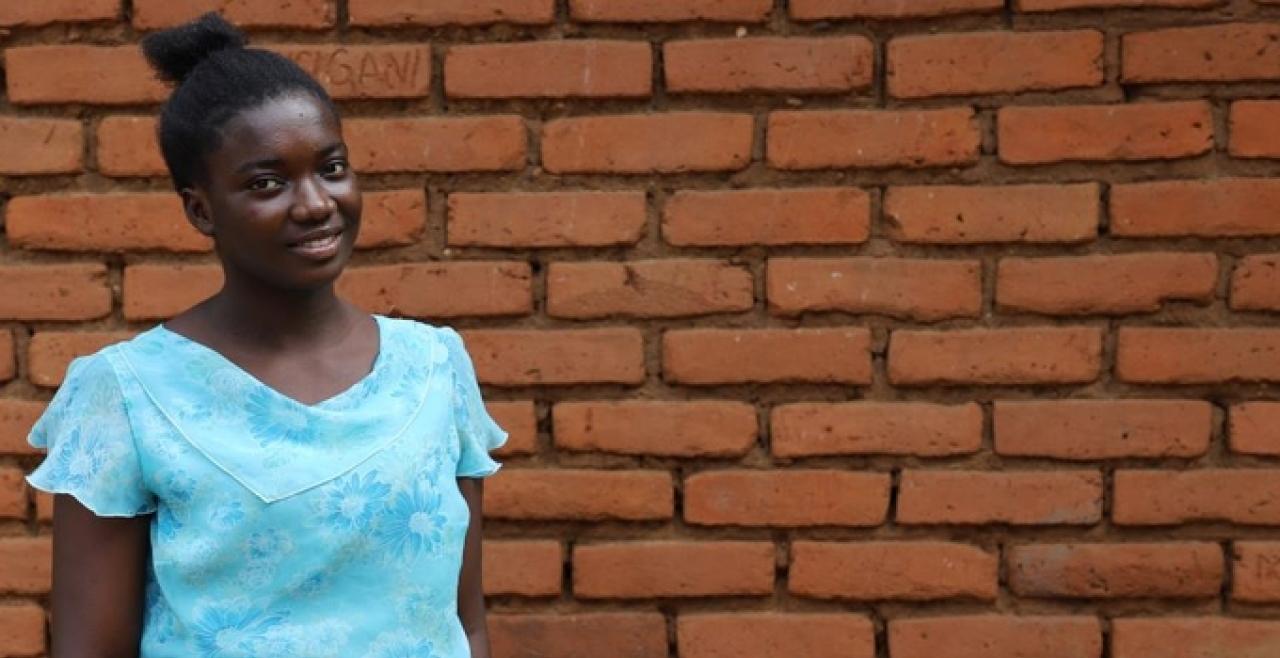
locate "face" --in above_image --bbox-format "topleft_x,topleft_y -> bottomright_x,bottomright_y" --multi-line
182,93 -> 361,292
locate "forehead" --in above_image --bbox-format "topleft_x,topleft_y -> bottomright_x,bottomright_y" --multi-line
214,94 -> 341,163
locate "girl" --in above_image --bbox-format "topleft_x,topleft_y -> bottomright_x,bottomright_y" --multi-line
26,13 -> 506,658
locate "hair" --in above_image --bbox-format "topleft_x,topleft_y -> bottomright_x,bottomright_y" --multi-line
141,13 -> 337,191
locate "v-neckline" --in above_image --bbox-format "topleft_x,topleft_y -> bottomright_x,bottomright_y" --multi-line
155,314 -> 386,409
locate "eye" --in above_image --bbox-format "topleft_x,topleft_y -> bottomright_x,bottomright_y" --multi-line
322,159 -> 349,178
248,177 -> 284,192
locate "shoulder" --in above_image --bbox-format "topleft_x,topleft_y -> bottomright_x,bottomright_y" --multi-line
378,316 -> 463,353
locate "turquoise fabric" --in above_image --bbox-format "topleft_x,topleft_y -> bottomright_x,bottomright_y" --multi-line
27,316 -> 507,658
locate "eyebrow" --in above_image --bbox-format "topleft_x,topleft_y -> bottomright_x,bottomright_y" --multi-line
235,142 -> 347,174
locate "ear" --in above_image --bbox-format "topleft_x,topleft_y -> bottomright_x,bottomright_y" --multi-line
180,187 -> 215,236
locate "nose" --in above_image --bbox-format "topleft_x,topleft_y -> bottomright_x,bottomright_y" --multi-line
290,175 -> 336,223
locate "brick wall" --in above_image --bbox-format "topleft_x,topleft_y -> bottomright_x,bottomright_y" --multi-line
3,1 -> 1280,657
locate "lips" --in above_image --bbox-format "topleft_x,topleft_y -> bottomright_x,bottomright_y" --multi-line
287,228 -> 344,260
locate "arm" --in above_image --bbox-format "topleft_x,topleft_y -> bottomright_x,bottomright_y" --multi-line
50,495 -> 150,658
456,477 -> 491,658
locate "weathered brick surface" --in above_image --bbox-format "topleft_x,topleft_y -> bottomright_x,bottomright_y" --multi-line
999,101 -> 1213,164
887,30 -> 1103,99
666,37 -> 873,94
791,541 -> 997,601
768,108 -> 980,169
553,401 -> 757,457
995,400 -> 1213,459
0,117 -> 84,175
7,6 -> 1280,653
884,184 -> 1099,244
1008,543 -> 1223,598
889,616 -> 1101,658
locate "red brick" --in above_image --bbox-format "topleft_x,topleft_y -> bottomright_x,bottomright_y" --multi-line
1019,0 -> 1221,9
0,264 -> 112,321
0,0 -> 116,25
0,603 -> 46,657
337,263 -> 533,319
574,541 -> 774,599
346,117 -> 527,173
278,45 -> 430,100
462,329 -> 645,386
767,258 -> 980,321
1009,543 -> 1223,598
554,401 -> 757,457
1124,23 -> 1280,84
889,616 -> 1101,658
1232,254 -> 1280,311
898,470 -> 1102,526
485,470 -> 672,521
885,183 -> 1099,244
1114,469 -> 1280,525
889,327 -> 1102,386
792,0 -> 1003,19
664,188 -> 869,246
97,116 -> 164,177
0,468 -> 28,519
488,401 -> 537,457
123,264 -> 221,321
1230,100 -> 1280,158
489,613 -> 667,658
791,541 -> 997,601
998,101 -> 1212,164
664,329 -> 872,385
997,253 -> 1217,315
0,537 -> 51,594
0,334 -> 12,384
133,0 -> 334,28
6,46 -> 164,105
0,117 -> 83,175
1111,178 -> 1280,238
36,492 -> 54,524
685,470 -> 889,527
542,113 -> 753,174
570,0 -> 772,22
1232,542 -> 1280,602
679,613 -> 875,658
0,401 -> 44,456
771,402 -> 983,458
7,194 -> 209,253
1230,403 -> 1280,456
1117,328 -> 1280,384
446,41 -> 650,99
995,400 -> 1213,460
27,331 -> 134,388
889,30 -> 1103,99
1112,618 -> 1280,658
483,540 -> 561,597
356,189 -> 428,248
448,192 -> 646,248
349,0 -> 554,26
768,108 -> 979,170
548,260 -> 753,319
665,37 -> 872,94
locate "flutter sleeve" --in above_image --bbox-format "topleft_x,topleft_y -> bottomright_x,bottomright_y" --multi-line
440,328 -> 508,478
26,352 -> 156,517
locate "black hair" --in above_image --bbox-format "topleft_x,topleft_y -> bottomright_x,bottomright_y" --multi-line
141,12 -> 338,191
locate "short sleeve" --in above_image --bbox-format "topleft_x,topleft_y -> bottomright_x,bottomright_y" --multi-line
26,352 -> 156,517
440,328 -> 508,478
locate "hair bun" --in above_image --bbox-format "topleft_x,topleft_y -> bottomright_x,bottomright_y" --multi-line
141,12 -> 247,84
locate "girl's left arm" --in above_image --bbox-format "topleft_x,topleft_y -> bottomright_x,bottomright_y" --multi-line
457,477 -> 491,658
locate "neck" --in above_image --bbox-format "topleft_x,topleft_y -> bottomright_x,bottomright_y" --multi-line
203,270 -> 354,350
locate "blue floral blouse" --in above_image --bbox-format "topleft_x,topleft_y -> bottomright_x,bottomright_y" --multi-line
27,316 -> 507,658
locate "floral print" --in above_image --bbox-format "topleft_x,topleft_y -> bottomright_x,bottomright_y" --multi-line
27,317 -> 507,657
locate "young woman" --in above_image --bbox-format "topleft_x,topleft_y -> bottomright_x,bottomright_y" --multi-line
26,13 -> 506,658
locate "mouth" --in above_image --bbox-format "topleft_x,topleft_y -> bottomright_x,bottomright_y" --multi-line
287,229 -> 344,260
